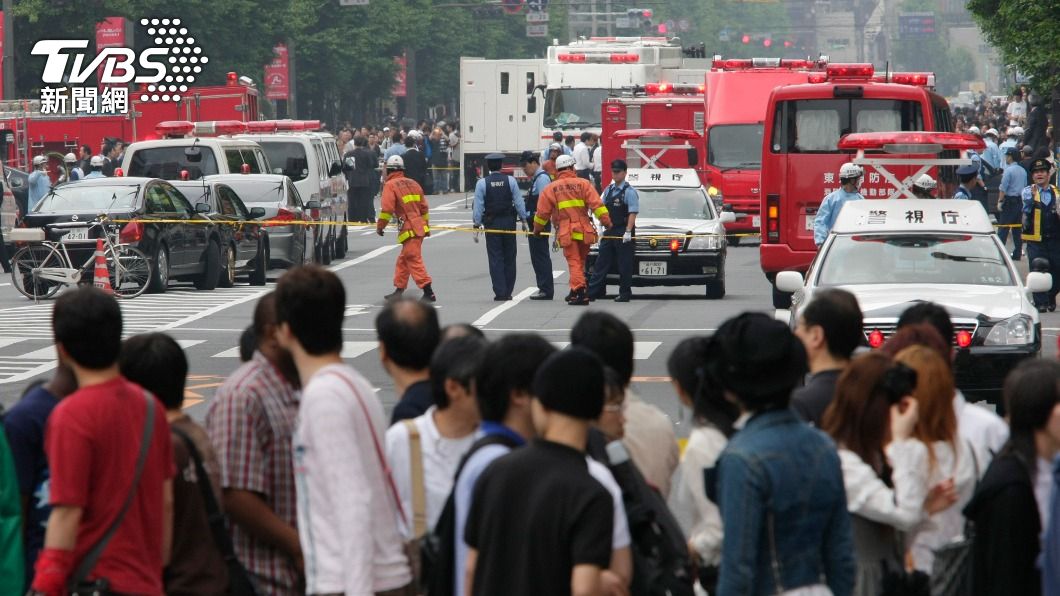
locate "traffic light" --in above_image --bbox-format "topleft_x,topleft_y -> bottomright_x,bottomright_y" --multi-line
762,38 -> 772,47
627,8 -> 653,32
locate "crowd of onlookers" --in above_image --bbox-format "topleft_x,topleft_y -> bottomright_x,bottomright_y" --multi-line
1,268 -> 1059,596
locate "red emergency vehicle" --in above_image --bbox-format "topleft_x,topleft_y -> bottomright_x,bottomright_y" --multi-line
757,64 -> 955,307
0,72 -> 259,172
702,58 -> 827,241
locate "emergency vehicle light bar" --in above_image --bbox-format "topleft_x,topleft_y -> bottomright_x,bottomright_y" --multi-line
838,132 -> 985,153
246,121 -> 279,133
558,53 -> 641,63
273,120 -> 321,132
644,82 -> 703,94
711,58 -> 825,70
194,120 -> 247,136
611,129 -> 701,140
155,121 -> 195,137
826,63 -> 874,78
588,37 -> 667,42
872,72 -> 935,87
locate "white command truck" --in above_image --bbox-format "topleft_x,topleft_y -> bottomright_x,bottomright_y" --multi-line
459,37 -> 708,191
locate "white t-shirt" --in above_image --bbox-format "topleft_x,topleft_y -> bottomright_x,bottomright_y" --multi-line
592,145 -> 603,172
954,392 -> 1008,466
587,456 -> 632,550
674,425 -> 727,565
385,407 -> 476,539
910,439 -> 978,573
573,142 -> 592,171
293,364 -> 411,595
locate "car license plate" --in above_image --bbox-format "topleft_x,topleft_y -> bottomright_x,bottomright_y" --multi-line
752,215 -> 761,228
639,261 -> 667,276
61,227 -> 90,242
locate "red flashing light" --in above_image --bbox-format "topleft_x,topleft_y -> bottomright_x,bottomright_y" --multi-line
641,9 -> 652,18
246,120 -> 279,133
645,82 -> 671,94
558,53 -> 587,63
611,128 -> 702,140
180,169 -> 189,181
299,120 -> 322,131
826,63 -> 874,78
605,104 -> 622,114
713,59 -> 753,69
838,132 -> 985,152
195,120 -> 247,136
610,53 -> 640,63
669,238 -> 681,252
657,23 -> 667,34
119,220 -> 143,243
956,330 -> 973,348
113,168 -> 124,177
763,38 -> 772,48
226,71 -> 238,86
783,40 -> 793,48
807,73 -> 828,84
868,329 -> 884,349
741,34 -> 751,44
890,72 -> 932,86
155,120 -> 195,137
241,163 -> 251,174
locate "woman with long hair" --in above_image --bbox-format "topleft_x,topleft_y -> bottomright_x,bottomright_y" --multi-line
822,352 -> 957,596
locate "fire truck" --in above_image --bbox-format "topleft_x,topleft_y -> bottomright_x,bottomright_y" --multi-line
0,72 -> 260,172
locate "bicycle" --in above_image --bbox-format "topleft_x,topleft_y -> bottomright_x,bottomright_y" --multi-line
9,215 -> 152,300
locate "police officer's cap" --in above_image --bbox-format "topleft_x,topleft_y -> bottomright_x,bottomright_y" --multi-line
519,150 -> 538,164
610,159 -> 627,172
1005,146 -> 1020,157
956,164 -> 978,176
485,152 -> 505,161
1031,158 -> 1051,173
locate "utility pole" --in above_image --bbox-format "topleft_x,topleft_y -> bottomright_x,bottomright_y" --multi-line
2,0 -> 15,99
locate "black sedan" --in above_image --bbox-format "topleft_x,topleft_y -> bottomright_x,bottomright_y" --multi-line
171,180 -> 268,287
23,177 -> 224,293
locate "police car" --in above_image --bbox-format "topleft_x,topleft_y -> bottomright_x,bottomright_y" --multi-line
587,168 -> 736,298
776,199 -> 1051,402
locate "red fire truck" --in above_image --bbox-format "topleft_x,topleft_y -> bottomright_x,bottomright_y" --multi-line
0,72 -> 260,172
757,64 -> 955,307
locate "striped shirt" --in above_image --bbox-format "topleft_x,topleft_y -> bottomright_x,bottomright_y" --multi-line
206,352 -> 301,595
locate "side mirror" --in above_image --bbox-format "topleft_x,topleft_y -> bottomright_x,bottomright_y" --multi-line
1026,271 -> 1052,293
687,148 -> 699,167
329,160 -> 342,177
195,202 -> 211,213
527,96 -> 537,114
719,211 -> 736,224
305,200 -> 321,210
184,146 -> 203,163
526,72 -> 536,95
775,271 -> 805,293
249,206 -> 267,219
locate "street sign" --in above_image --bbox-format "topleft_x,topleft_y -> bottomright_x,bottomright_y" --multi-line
527,11 -> 549,23
898,12 -> 936,38
503,0 -> 525,15
339,0 -> 370,5
615,16 -> 632,29
678,18 -> 690,32
527,0 -> 548,11
526,23 -> 548,37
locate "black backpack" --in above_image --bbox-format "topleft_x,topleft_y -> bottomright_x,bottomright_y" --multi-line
422,433 -> 521,596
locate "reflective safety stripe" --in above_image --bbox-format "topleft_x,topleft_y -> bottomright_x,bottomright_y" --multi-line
401,194 -> 421,204
423,213 -> 430,222
571,231 -> 584,241
593,206 -> 609,218
379,212 -> 393,222
557,199 -> 586,210
397,230 -> 412,243
533,215 -> 548,227
423,225 -> 430,233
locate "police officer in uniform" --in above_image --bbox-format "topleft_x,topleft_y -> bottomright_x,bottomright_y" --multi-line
1022,158 -> 1060,311
473,153 -> 529,301
953,164 -> 979,200
998,146 -> 1028,260
520,150 -> 554,300
588,159 -> 639,302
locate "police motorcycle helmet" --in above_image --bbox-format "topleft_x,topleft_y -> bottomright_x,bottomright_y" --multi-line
1032,258 -> 1051,274
385,155 -> 405,170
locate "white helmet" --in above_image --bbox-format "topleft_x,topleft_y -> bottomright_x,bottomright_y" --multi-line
839,162 -> 864,180
64,152 -> 77,163
984,128 -> 999,138
90,155 -> 105,167
1012,126 -> 1025,137
385,155 -> 404,169
32,155 -> 47,166
967,126 -> 981,136
913,174 -> 937,190
556,154 -> 576,170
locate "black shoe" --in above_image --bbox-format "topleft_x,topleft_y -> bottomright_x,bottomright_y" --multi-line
421,284 -> 436,302
1050,303 -> 1056,312
1038,305 -> 1048,313
493,295 -> 512,301
1012,255 -> 1022,261
568,289 -> 590,306
384,288 -> 404,301
564,290 -> 576,303
529,291 -> 553,300
614,294 -> 631,302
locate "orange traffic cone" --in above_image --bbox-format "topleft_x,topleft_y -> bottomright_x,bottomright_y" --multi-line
93,238 -> 112,294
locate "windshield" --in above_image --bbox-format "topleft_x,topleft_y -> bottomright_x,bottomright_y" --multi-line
221,179 -> 286,205
818,234 -> 1013,286
35,185 -> 140,213
127,147 -> 219,179
635,188 -> 714,220
172,185 -> 210,207
771,98 -> 925,153
258,141 -> 309,181
708,124 -> 763,169
543,88 -> 609,128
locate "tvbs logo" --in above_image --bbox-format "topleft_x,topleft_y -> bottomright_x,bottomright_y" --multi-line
32,18 -> 206,91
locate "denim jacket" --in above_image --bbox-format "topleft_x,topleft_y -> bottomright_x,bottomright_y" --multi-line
714,408 -> 855,596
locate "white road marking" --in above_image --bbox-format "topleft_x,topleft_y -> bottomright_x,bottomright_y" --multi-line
473,287 -> 538,328
548,341 -> 660,359
330,231 -> 454,273
15,339 -> 205,361
0,338 -> 26,349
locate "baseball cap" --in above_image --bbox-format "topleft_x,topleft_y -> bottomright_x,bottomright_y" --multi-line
1005,147 -> 1020,157
532,348 -> 606,420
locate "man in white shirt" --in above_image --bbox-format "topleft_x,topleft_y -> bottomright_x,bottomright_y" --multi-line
591,137 -> 603,192
385,336 -> 484,539
276,266 -> 413,596
572,132 -> 593,181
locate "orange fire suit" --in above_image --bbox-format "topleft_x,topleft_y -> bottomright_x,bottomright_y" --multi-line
532,169 -> 611,292
378,171 -> 432,289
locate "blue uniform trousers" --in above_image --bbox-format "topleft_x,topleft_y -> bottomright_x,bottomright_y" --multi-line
588,231 -> 633,298
485,214 -> 517,298
1027,238 -> 1060,307
527,220 -> 553,297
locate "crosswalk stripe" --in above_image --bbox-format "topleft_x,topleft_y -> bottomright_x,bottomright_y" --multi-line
548,341 -> 660,360
212,341 -> 379,359
0,338 -> 27,349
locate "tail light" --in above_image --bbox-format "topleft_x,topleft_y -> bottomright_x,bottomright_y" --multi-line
119,220 -> 143,243
272,208 -> 297,224
765,194 -> 780,243
956,330 -> 973,348
868,329 -> 884,348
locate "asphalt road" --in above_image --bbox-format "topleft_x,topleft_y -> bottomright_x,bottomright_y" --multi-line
0,193 -> 1055,435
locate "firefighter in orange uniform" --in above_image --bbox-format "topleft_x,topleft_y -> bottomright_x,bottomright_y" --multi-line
377,155 -> 436,302
532,154 -> 612,305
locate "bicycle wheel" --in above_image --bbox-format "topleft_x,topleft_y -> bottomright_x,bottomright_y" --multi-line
10,244 -> 65,300
106,244 -> 152,298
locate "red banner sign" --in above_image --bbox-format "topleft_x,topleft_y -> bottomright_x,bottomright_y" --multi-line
393,54 -> 407,98
264,44 -> 290,101
95,17 -> 127,87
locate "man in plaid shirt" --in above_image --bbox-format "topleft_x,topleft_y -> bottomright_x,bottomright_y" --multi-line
207,293 -> 304,594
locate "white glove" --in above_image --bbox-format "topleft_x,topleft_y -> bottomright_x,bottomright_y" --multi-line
622,231 -> 632,243
520,220 -> 528,233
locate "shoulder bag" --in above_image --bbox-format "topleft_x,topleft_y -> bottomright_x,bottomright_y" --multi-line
68,391 -> 154,596
402,419 -> 428,589
170,426 -> 260,596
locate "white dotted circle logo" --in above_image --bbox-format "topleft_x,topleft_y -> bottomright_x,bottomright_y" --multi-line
137,18 -> 206,102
